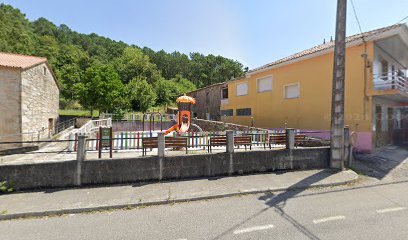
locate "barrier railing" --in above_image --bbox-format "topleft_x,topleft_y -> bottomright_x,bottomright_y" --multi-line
374,75 -> 408,93
77,118 -> 112,135
55,118 -> 76,134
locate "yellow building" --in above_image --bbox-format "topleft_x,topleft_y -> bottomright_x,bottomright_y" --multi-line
220,24 -> 408,152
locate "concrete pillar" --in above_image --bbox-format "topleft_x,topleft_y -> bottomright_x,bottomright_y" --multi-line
285,128 -> 295,150
226,130 -> 234,153
158,132 -> 165,157
344,126 -> 351,167
68,133 -> 75,152
157,132 -> 165,180
226,130 -> 234,175
76,135 -> 87,186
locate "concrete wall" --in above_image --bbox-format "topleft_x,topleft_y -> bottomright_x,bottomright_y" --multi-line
188,83 -> 225,120
0,67 -> 22,148
0,147 -> 329,190
21,63 -> 59,141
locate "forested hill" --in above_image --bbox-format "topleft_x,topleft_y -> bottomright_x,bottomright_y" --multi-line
0,4 -> 246,113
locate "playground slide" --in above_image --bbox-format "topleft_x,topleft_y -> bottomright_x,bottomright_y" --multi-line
179,123 -> 189,132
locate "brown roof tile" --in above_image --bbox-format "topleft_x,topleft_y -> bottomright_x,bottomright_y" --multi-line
0,52 -> 47,69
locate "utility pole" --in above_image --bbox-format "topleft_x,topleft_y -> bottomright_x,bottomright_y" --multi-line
330,0 -> 347,170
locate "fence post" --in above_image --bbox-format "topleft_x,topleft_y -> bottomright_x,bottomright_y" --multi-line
344,125 -> 351,167
226,130 -> 234,176
75,135 -> 87,186
158,132 -> 165,180
68,133 -> 75,152
226,130 -> 234,153
285,128 -> 295,150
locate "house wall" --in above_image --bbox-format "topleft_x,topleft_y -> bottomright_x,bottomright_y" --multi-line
20,63 -> 59,141
188,83 -> 224,120
222,42 -> 375,151
0,67 -> 22,148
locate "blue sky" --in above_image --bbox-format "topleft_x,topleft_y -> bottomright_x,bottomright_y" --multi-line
3,0 -> 408,69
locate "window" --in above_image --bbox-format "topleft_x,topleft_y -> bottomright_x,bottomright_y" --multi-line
205,92 -> 209,104
221,109 -> 233,116
221,87 -> 228,99
284,83 -> 300,99
43,67 -> 47,75
257,76 -> 272,92
236,82 -> 248,96
236,108 -> 251,116
380,59 -> 388,80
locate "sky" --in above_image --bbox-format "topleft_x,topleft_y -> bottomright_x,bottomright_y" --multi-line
2,0 -> 408,69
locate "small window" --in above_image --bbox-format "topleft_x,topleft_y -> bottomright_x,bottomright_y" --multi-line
221,109 -> 233,116
257,76 -> 272,92
221,87 -> 228,99
205,92 -> 209,104
236,82 -> 248,96
284,83 -> 300,99
236,108 -> 251,116
43,67 -> 47,75
381,59 -> 388,80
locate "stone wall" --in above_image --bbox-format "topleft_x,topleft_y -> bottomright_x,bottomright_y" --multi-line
0,67 -> 22,149
20,63 -> 59,141
188,83 -> 225,121
191,118 -> 267,131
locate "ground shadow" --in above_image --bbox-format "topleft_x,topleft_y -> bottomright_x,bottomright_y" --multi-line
211,170 -> 335,240
352,145 -> 408,180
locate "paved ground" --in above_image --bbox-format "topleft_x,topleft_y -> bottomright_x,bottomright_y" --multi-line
0,169 -> 357,219
2,145 -> 408,239
1,178 -> 407,240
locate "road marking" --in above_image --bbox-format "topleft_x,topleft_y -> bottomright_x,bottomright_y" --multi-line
376,207 -> 406,213
313,215 -> 346,224
233,224 -> 274,234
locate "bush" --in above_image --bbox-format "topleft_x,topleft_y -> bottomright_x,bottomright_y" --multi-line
0,181 -> 14,194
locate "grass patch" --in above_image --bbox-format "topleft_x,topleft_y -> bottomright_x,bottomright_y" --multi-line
59,109 -> 100,118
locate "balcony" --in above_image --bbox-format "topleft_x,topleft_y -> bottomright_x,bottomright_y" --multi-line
374,75 -> 408,93
373,74 -> 408,102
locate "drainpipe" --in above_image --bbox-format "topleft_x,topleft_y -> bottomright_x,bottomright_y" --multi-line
362,40 -> 369,121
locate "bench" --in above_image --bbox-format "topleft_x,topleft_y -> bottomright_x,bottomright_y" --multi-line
268,134 -> 306,149
142,137 -> 188,156
208,136 -> 252,153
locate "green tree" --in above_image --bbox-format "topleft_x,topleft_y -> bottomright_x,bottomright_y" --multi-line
115,47 -> 162,84
127,77 -> 156,112
77,65 -> 129,115
0,4 -> 35,54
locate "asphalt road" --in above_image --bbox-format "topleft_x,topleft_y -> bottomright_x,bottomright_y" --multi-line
2,179 -> 408,240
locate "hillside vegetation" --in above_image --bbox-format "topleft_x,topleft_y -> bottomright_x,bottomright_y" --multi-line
0,4 -> 246,114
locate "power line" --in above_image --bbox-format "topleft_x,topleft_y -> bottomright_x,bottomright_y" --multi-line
350,0 -> 365,42
397,15 -> 408,24
350,0 -> 364,34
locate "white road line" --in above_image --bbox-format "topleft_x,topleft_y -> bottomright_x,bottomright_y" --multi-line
313,215 -> 346,224
376,207 -> 406,213
233,224 -> 274,234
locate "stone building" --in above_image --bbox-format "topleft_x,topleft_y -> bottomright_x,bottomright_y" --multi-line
0,52 -> 59,148
187,82 -> 228,121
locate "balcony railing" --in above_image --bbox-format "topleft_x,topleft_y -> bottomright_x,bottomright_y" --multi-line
373,75 -> 408,94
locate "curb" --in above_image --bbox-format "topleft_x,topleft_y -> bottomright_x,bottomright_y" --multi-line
0,173 -> 358,221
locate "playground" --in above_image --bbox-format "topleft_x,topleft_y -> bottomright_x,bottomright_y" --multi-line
0,94 -> 330,165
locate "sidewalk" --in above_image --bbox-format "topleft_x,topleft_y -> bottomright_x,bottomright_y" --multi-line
0,169 -> 358,220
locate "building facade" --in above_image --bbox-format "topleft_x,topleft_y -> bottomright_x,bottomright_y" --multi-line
218,24 -> 408,152
0,52 -> 59,147
187,82 -> 228,121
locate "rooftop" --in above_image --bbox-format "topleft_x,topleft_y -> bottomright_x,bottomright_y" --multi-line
248,24 -> 404,74
0,52 -> 47,69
